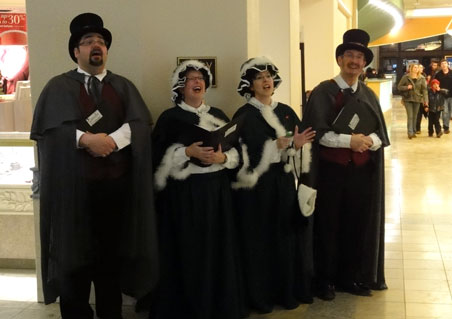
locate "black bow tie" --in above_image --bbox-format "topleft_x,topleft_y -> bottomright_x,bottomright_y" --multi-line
342,88 -> 354,96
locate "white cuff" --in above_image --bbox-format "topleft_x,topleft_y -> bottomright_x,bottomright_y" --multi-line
109,123 -> 131,151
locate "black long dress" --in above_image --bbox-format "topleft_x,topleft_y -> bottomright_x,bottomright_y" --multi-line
232,99 -> 313,313
151,104 -> 245,319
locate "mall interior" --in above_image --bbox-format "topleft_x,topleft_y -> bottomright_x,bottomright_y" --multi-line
2,0 -> 452,318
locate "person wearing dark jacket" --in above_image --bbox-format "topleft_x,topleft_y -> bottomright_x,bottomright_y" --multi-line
232,56 -> 316,313
434,59 -> 452,133
427,79 -> 447,137
301,29 -> 390,301
30,13 -> 158,319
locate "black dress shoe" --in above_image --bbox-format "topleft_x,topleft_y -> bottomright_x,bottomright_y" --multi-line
338,282 -> 372,297
316,284 -> 336,301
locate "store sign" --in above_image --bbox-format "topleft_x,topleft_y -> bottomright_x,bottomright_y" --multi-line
0,13 -> 27,33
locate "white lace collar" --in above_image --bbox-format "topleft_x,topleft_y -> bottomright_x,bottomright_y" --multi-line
248,97 -> 278,111
177,101 -> 211,114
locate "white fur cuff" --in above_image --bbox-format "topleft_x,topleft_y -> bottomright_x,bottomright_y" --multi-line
298,183 -> 316,217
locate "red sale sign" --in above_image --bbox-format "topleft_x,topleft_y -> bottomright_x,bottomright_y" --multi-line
0,13 -> 27,32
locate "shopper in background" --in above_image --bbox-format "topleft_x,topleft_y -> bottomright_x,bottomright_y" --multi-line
398,63 -> 428,139
415,63 -> 428,134
434,59 -> 452,133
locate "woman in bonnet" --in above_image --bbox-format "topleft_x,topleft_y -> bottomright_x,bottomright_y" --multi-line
232,56 -> 316,313
151,60 -> 245,319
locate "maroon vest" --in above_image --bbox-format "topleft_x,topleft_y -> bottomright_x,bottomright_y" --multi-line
319,88 -> 370,166
77,82 -> 131,180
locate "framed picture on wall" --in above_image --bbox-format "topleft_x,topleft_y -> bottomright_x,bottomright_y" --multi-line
177,57 -> 217,87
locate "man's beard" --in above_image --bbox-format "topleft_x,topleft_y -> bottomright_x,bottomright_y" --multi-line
89,56 -> 103,67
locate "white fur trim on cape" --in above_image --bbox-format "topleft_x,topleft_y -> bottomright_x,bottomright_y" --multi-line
260,105 -> 286,137
301,142 -> 312,174
298,184 -> 317,217
154,143 -> 199,191
198,112 -> 227,131
155,143 -> 185,190
232,139 -> 275,189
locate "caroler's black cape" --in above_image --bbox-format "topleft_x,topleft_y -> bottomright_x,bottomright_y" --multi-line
301,80 -> 390,289
232,102 -> 313,311
30,69 -> 159,304
151,105 -> 246,319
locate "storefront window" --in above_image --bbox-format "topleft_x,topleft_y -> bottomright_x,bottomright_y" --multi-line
380,43 -> 398,52
401,35 -> 441,51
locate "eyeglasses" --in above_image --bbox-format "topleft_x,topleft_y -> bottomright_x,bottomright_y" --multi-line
78,38 -> 107,47
342,52 -> 365,61
186,76 -> 205,82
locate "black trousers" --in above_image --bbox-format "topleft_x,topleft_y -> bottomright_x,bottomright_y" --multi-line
313,160 -> 373,286
428,111 -> 442,135
59,174 -> 130,319
415,103 -> 425,132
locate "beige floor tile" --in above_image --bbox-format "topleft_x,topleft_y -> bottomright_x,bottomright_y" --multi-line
406,303 -> 452,318
402,243 -> 440,252
385,235 -> 402,243
404,279 -> 449,292
353,301 -> 406,318
435,225 -> 452,231
405,291 -> 452,304
403,251 -> 442,260
442,259 -> 452,270
401,224 -> 434,231
440,251 -> 452,260
385,268 -> 404,279
402,235 -> 438,244
385,223 -> 401,230
371,289 -> 405,303
386,242 -> 403,251
386,251 -> 403,260
403,259 -> 444,270
385,277 -> 404,290
404,268 -> 447,280
385,259 -> 404,269
440,243 -> 452,252
386,229 -> 402,237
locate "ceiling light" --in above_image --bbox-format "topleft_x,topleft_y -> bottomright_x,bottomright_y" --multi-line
407,8 -> 452,17
369,0 -> 404,34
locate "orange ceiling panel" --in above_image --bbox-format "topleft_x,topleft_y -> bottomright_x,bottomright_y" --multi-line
369,17 -> 452,47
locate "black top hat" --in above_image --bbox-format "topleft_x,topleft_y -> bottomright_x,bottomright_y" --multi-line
68,13 -> 112,63
335,29 -> 373,66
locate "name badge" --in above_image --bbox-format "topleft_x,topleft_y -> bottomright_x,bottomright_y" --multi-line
86,110 -> 103,127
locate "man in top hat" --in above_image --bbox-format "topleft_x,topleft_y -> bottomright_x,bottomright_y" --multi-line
30,12 -> 158,319
300,29 -> 390,301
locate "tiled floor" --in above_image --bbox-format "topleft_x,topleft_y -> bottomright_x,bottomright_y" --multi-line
2,96 -> 452,318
